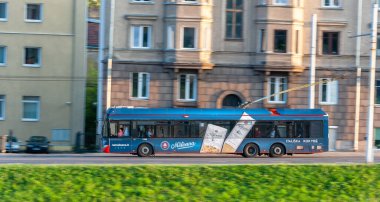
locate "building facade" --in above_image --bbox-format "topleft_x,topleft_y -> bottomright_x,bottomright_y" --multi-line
103,0 -> 380,151
0,0 -> 87,151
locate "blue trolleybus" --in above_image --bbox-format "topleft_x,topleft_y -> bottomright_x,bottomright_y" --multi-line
101,107 -> 329,157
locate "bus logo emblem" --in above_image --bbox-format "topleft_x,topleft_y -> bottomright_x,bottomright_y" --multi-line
161,141 -> 169,150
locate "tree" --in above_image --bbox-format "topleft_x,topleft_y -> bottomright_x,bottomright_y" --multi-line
85,59 -> 98,134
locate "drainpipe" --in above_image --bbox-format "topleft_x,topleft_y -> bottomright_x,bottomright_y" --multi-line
354,0 -> 363,152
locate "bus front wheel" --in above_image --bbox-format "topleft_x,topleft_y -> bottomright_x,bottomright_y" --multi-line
243,143 -> 259,158
269,144 -> 285,158
137,143 -> 153,157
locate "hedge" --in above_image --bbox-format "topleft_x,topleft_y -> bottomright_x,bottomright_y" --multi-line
0,165 -> 379,201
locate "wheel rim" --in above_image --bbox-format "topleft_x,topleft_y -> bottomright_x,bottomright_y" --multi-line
248,147 -> 256,155
142,146 -> 150,155
273,147 -> 282,155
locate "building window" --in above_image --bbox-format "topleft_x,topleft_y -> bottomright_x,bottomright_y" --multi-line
268,77 -> 287,103
377,35 -> 380,55
167,26 -> 175,49
274,30 -> 287,53
322,32 -> 339,55
24,47 -> 41,67
226,0 -> 243,39
131,72 -> 150,99
0,95 -> 4,120
375,128 -> 380,149
319,78 -> 338,105
51,129 -> 71,141
259,29 -> 266,52
222,94 -> 241,108
323,0 -> 340,7
273,0 -> 288,5
0,2 -> 8,20
258,0 -> 267,5
22,96 -> 40,121
295,30 -> 300,54
182,27 -> 196,49
25,4 -> 42,22
178,74 -> 197,101
0,46 -> 6,65
131,25 -> 152,48
376,80 -> 380,104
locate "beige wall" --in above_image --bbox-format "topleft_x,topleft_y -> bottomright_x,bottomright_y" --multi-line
0,0 -> 86,150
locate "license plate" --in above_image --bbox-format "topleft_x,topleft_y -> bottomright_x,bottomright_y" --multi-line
32,148 -> 41,150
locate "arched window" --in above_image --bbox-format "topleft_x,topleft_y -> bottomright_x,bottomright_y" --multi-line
222,94 -> 241,108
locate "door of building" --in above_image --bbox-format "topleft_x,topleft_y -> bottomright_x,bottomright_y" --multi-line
328,127 -> 337,151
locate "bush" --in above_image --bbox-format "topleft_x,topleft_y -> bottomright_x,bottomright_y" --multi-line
0,165 -> 378,201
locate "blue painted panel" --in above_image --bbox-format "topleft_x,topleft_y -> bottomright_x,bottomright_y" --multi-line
106,108 -> 327,121
131,138 -> 203,153
109,138 -> 132,153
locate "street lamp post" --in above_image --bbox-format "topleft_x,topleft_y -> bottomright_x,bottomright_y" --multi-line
366,2 -> 378,163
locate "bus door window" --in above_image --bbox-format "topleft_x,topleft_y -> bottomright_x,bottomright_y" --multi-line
276,121 -> 287,138
172,121 -> 189,138
189,121 -> 200,138
199,122 -> 207,138
309,121 -> 323,138
295,121 -> 310,138
155,121 -> 170,138
102,121 -> 109,138
109,122 -> 118,138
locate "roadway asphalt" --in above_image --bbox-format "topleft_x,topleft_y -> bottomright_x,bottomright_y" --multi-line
0,152 -> 379,165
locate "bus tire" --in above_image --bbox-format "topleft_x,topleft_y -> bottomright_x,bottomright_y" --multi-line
137,143 -> 153,157
242,143 -> 259,158
269,144 -> 285,158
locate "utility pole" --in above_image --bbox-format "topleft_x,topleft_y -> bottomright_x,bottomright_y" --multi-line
309,14 -> 317,109
106,0 -> 115,109
97,0 -> 106,136
366,2 -> 378,163
354,0 -> 363,152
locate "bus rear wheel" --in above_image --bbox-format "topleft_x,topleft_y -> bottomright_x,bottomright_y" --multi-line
243,143 -> 259,158
269,144 -> 285,158
137,143 -> 153,157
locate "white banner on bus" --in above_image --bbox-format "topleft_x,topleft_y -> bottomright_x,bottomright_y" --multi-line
200,124 -> 228,153
222,112 -> 255,153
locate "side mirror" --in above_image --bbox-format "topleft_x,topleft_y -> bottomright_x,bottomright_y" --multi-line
26,140 -> 30,142
48,141 -> 50,144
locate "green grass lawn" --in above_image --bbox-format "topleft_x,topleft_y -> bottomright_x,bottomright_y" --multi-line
0,165 -> 379,202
